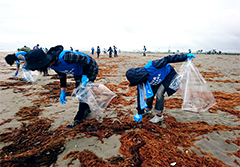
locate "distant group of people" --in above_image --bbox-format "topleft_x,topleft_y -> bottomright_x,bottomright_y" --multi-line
91,45 -> 119,58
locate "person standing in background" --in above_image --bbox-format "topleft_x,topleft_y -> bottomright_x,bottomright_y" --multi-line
143,46 -> 147,56
108,47 -> 113,58
113,45 -> 118,57
97,46 -> 101,58
91,47 -> 94,55
33,44 -> 40,50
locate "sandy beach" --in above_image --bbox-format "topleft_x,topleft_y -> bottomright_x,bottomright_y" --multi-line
0,51 -> 240,166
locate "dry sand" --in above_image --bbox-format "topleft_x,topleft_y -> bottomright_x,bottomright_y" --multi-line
0,51 -> 240,166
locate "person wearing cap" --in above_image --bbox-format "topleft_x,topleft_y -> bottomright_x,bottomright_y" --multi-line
24,45 -> 99,129
126,53 -> 195,124
5,51 -> 27,76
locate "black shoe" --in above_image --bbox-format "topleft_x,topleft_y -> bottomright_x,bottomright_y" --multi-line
65,120 -> 82,129
83,109 -> 91,119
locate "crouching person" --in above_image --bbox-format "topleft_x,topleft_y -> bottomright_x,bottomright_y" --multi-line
25,45 -> 98,129
126,53 -> 195,124
5,51 -> 27,76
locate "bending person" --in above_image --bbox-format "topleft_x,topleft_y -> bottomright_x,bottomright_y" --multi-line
25,45 -> 99,129
126,53 -> 195,124
5,51 -> 27,76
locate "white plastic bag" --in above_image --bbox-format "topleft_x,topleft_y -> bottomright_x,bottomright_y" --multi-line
179,60 -> 216,112
71,82 -> 116,122
21,69 -> 40,82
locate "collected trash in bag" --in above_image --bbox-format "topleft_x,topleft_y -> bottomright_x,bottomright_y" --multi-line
21,69 -> 40,82
71,82 -> 117,122
138,81 -> 153,110
178,60 -> 216,112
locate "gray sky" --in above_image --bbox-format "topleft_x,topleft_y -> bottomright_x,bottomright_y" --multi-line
1,0 -> 240,53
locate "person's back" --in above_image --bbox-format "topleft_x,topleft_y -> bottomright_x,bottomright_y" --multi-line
19,46 -> 31,52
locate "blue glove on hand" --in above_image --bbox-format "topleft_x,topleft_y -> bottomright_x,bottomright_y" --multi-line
81,75 -> 89,86
134,114 -> 142,123
60,90 -> 67,104
187,53 -> 196,60
14,71 -> 18,76
22,65 -> 26,69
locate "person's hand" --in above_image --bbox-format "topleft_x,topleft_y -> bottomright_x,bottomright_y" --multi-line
134,114 -> 142,123
22,65 -> 26,69
60,90 -> 67,104
187,53 -> 196,60
14,71 -> 18,76
81,75 -> 89,86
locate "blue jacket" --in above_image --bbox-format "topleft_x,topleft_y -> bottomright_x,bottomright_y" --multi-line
126,54 -> 188,96
147,54 -> 188,96
50,50 -> 90,76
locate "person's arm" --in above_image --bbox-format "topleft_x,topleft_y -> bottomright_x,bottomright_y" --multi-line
16,60 -> 20,72
56,71 -> 68,104
56,71 -> 67,88
152,54 -> 188,69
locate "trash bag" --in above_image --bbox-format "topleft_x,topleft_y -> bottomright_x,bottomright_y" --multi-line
178,60 -> 216,112
138,84 -> 148,110
21,69 -> 40,82
71,82 -> 117,122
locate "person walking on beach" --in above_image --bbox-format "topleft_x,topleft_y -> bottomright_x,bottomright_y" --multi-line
108,47 -> 113,58
96,46 -> 101,58
5,51 -> 27,76
113,45 -> 118,57
143,46 -> 147,56
91,47 -> 95,55
33,44 -> 40,50
24,45 -> 99,129
126,53 -> 195,124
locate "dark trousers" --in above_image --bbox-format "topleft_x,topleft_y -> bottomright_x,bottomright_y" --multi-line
137,83 -> 165,114
114,50 -> 118,57
73,75 -> 92,121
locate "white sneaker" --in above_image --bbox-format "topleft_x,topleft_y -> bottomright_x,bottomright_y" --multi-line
149,115 -> 164,124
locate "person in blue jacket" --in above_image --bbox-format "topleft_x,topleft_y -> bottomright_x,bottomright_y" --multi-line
24,45 -> 99,129
5,51 -> 27,76
91,47 -> 94,55
126,53 -> 195,124
113,45 -> 118,57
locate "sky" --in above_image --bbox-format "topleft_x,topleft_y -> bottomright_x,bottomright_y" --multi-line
0,0 -> 240,53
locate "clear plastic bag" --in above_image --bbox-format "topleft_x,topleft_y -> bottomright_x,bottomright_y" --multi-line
21,69 -> 40,82
178,60 -> 216,112
169,73 -> 181,91
71,82 -> 117,122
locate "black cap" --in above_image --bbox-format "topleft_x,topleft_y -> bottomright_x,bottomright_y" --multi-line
126,67 -> 149,86
25,49 -> 52,70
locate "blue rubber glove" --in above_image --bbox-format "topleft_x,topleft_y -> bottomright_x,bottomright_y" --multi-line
134,114 -> 142,123
81,75 -> 89,86
22,64 -> 26,69
14,71 -> 18,76
60,90 -> 67,104
187,53 -> 196,60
